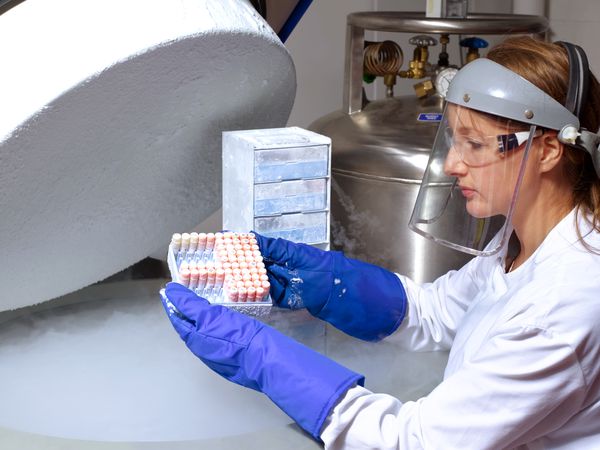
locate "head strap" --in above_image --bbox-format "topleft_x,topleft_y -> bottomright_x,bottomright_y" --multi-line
557,41 -> 590,119
555,41 -> 600,178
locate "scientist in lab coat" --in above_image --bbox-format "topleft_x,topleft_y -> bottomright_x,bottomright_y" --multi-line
160,36 -> 600,449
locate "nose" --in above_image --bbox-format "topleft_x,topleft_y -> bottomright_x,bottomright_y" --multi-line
443,145 -> 468,177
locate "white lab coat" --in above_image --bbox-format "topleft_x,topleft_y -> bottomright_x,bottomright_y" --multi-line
321,209 -> 600,450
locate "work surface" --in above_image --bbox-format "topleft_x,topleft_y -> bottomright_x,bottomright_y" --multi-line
0,279 -> 448,449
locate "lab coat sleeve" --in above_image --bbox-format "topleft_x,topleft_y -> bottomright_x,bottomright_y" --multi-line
321,323 -> 586,450
390,257 -> 482,351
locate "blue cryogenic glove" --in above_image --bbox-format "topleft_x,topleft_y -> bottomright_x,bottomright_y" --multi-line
160,282 -> 364,440
255,233 -> 407,342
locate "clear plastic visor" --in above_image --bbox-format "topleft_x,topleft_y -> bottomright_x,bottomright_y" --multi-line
409,104 -> 540,256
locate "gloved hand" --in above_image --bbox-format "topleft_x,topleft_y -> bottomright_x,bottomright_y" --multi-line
160,282 -> 364,440
255,233 -> 407,342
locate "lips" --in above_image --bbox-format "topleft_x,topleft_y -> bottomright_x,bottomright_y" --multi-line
459,186 -> 476,198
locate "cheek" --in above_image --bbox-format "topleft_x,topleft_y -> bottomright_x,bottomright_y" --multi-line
468,166 -> 515,217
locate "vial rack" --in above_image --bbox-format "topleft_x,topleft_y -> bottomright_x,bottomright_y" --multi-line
167,231 -> 272,316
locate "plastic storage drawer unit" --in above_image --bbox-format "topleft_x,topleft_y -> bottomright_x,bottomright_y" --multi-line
223,127 -> 331,249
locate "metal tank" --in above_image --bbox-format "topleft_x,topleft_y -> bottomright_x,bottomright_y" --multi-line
309,12 -> 548,283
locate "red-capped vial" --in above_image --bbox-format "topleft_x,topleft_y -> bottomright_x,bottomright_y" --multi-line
206,233 -> 216,253
181,233 -> 191,252
207,267 -> 216,286
227,287 -> 239,302
215,268 -> 225,286
179,268 -> 191,288
246,286 -> 256,302
198,268 -> 208,290
189,268 -> 200,289
255,286 -> 266,301
189,232 -> 199,252
238,287 -> 247,302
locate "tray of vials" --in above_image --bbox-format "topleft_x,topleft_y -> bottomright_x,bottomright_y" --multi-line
166,231 -> 272,316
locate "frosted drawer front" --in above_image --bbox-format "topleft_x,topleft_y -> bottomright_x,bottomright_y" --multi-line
254,145 -> 328,182
254,212 -> 328,243
254,179 -> 327,215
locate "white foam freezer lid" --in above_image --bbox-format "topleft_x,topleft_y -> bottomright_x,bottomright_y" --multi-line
0,0 -> 296,311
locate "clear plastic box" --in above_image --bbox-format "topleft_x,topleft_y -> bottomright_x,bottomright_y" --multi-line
253,146 -> 329,183
254,179 -> 327,215
254,211 -> 328,244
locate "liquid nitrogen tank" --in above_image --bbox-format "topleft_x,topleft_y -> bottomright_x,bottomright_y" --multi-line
309,12 -> 548,283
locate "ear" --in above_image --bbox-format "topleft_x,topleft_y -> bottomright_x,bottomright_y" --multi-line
537,131 -> 564,174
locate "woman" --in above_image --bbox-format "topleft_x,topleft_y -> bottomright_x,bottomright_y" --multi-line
161,37 -> 600,449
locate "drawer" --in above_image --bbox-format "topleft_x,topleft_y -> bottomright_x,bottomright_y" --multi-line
254,145 -> 329,182
254,179 -> 327,215
254,211 -> 328,244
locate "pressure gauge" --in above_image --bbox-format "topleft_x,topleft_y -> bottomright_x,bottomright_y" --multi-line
434,66 -> 459,98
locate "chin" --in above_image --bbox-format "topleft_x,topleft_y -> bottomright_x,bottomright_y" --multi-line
465,199 -> 495,219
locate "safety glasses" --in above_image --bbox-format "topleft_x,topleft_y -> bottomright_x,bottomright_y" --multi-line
444,127 -> 543,167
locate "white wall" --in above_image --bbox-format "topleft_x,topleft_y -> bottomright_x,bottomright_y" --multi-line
547,0 -> 600,78
284,0 -> 600,128
284,0 -> 376,127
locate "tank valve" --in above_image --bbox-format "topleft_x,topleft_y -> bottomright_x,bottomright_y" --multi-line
460,37 -> 489,63
399,35 -> 437,79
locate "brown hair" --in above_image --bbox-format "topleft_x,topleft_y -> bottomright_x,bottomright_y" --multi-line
487,36 -> 600,248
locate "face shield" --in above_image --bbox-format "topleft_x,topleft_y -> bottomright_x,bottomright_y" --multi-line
409,58 -> 586,256
409,104 -> 539,256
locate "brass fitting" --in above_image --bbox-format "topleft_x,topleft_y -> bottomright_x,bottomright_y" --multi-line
399,46 -> 430,79
414,79 -> 435,98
